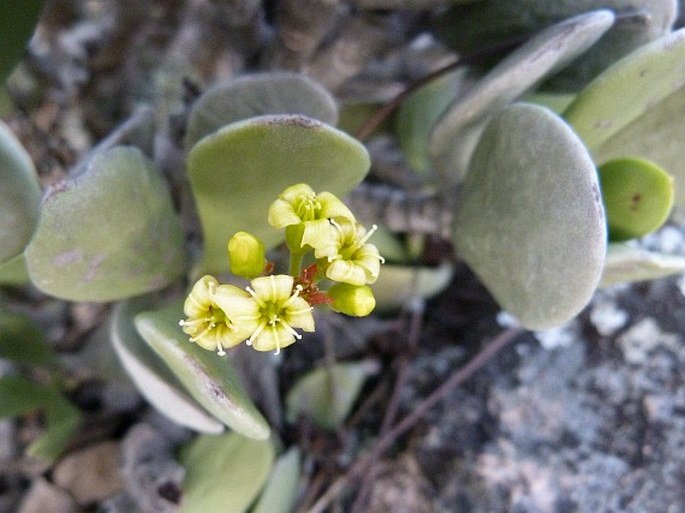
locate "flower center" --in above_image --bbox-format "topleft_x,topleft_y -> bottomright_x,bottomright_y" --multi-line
293,194 -> 322,221
179,306 -> 231,354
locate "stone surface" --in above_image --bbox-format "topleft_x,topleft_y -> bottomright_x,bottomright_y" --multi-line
17,478 -> 76,513
52,441 -> 124,505
407,269 -> 685,513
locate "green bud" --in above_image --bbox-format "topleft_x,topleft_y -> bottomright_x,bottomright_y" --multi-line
227,231 -> 266,279
328,283 -> 376,317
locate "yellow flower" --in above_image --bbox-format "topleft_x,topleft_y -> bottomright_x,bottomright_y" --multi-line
316,219 -> 384,286
213,274 -> 315,354
267,183 -> 355,251
179,276 -> 253,356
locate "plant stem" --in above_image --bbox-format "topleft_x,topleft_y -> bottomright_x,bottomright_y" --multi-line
289,251 -> 303,278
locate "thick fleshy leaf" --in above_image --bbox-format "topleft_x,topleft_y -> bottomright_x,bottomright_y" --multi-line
0,254 -> 30,285
371,262 -> 453,313
433,0 -> 676,90
0,310 -> 58,367
454,103 -> 606,329
590,77 -> 685,206
0,375 -> 80,462
179,432 -> 274,513
600,243 -> 685,287
27,392 -> 81,463
135,303 -> 270,440
0,120 -> 41,263
188,115 -> 370,273
251,448 -> 301,513
185,72 -> 338,149
564,28 -> 685,152
0,1 -> 44,82
110,299 -> 224,434
395,70 -> 463,176
25,146 -> 185,302
285,361 -> 378,429
429,10 -> 615,182
0,375 -> 54,416
598,157 -> 673,241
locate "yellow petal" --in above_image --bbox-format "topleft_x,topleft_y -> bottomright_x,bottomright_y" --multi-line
250,275 -> 294,303
318,192 -> 356,221
284,297 -> 316,332
325,259 -> 367,286
301,219 -> 335,250
267,198 -> 302,228
183,275 -> 219,317
279,183 -> 315,203
251,325 -> 297,352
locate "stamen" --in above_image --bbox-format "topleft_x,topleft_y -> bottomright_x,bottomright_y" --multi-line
352,224 -> 378,252
281,320 -> 303,340
282,284 -> 303,308
189,323 -> 213,342
274,332 -> 281,356
187,292 -> 206,311
246,286 -> 266,307
330,218 -> 343,234
247,319 -> 268,346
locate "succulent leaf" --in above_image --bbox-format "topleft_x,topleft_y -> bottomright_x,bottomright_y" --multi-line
179,432 -> 274,513
25,146 -> 185,302
135,303 -> 271,440
0,120 -> 41,264
188,115 -> 370,273
454,103 -> 606,329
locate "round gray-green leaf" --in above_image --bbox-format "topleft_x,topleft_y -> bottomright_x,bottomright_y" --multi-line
185,72 -> 338,149
454,103 -> 606,329
564,28 -> 685,152
188,115 -> 370,273
429,10 -> 615,183
179,432 -> 274,513
25,146 -> 185,302
134,303 -> 270,440
111,300 -> 224,434
0,120 -> 41,263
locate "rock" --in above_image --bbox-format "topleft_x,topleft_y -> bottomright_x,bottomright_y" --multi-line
118,424 -> 185,513
17,478 -> 76,513
410,273 -> 685,512
52,441 -> 124,505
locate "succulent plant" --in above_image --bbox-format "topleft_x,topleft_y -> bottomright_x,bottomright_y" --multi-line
2,1 -> 685,511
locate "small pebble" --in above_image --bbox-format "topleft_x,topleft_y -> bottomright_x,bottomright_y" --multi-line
17,478 -> 76,513
53,441 -> 124,505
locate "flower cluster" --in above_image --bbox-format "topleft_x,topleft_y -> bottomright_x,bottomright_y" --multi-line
180,184 -> 384,355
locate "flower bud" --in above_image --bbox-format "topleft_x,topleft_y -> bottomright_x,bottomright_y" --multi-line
327,283 -> 376,317
227,231 -> 266,279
